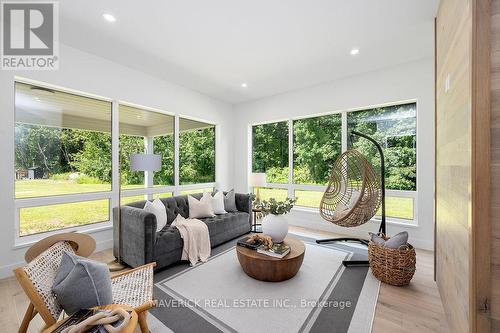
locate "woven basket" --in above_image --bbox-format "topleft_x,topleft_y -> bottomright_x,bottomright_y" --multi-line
368,234 -> 416,286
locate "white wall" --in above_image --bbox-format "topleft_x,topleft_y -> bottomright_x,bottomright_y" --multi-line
233,58 -> 435,250
0,44 -> 234,278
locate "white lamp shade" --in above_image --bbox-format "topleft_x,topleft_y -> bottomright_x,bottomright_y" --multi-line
249,172 -> 267,187
130,154 -> 162,172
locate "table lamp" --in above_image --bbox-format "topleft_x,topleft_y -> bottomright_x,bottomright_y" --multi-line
249,172 -> 267,202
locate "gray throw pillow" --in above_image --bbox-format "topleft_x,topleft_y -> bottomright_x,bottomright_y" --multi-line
222,189 -> 238,212
369,231 -> 408,249
369,232 -> 386,246
52,251 -> 113,315
384,231 -> 408,249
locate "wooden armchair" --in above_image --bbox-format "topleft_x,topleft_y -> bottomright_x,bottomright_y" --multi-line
14,241 -> 156,333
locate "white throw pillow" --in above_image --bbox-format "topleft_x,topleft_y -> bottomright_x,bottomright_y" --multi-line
188,193 -> 215,219
211,191 -> 227,214
144,199 -> 168,232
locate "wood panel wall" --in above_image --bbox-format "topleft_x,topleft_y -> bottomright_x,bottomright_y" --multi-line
436,0 -> 473,331
436,0 -> 491,332
490,0 -> 500,329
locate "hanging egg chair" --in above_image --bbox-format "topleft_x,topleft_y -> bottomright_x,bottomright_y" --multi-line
319,149 -> 382,227
316,131 -> 387,268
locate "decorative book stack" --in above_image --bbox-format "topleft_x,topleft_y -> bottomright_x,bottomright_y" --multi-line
237,236 -> 263,250
257,243 -> 290,259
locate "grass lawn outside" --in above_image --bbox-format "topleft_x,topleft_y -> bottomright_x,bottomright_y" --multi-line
258,187 -> 414,220
256,188 -> 288,202
16,179 -> 110,198
20,199 -> 109,236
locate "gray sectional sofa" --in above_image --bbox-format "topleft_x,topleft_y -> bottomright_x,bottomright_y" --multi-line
113,192 -> 252,270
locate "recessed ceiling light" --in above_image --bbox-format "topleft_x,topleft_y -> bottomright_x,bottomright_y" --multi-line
34,97 -> 40,101
241,83 -> 248,88
103,13 -> 116,22
350,49 -> 360,56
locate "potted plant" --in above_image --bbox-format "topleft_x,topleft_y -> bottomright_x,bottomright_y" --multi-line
257,197 -> 296,243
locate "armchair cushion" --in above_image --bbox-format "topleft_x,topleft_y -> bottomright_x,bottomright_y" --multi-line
52,252 -> 113,315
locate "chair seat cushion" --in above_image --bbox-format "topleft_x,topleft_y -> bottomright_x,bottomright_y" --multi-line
52,251 -> 113,315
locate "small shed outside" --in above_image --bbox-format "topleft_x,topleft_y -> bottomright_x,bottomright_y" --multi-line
28,167 -> 43,179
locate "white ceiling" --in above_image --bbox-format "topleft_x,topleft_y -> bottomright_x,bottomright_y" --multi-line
59,0 -> 438,104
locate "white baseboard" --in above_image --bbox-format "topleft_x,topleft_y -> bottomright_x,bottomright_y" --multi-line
95,238 -> 113,253
0,261 -> 24,279
0,238 -> 114,279
287,210 -> 434,251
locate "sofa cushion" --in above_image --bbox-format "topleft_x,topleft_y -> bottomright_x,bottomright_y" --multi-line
155,227 -> 184,256
155,212 -> 250,256
199,212 -> 250,236
162,197 -> 189,224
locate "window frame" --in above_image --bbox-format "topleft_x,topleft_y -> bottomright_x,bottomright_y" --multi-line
251,119 -> 290,184
118,101 -> 177,201
178,114 -> 217,186
292,112 -> 343,186
13,78 -> 218,246
249,100 -> 418,226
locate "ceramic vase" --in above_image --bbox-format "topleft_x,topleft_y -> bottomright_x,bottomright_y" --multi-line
261,214 -> 288,243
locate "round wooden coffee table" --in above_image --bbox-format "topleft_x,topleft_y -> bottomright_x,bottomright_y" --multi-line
236,235 -> 305,282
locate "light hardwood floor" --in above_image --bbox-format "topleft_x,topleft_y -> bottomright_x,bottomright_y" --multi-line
0,226 -> 449,333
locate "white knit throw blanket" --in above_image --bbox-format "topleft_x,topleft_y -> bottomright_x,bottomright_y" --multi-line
175,216 -> 211,266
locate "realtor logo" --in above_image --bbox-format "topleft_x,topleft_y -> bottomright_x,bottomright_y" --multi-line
1,1 -> 59,70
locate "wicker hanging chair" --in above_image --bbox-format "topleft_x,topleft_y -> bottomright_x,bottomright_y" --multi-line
320,149 -> 382,228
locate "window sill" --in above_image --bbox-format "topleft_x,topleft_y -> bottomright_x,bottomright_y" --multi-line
13,221 -> 113,250
290,206 -> 419,228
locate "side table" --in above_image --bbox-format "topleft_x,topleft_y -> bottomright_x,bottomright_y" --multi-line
252,208 -> 262,233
